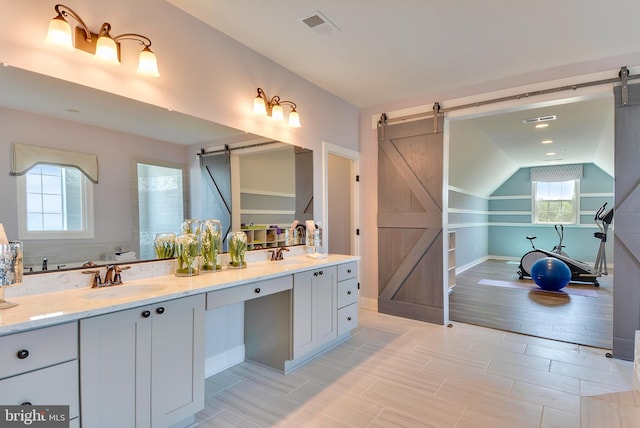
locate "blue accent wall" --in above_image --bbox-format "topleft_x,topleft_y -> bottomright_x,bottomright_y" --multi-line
449,163 -> 614,272
488,163 -> 614,263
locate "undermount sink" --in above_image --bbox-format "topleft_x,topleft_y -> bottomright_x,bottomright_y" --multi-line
83,283 -> 168,300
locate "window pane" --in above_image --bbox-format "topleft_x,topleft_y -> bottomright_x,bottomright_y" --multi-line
43,213 -> 63,230
26,173 -> 42,193
42,194 -> 63,214
534,179 -> 577,224
42,174 -> 62,195
27,213 -> 43,231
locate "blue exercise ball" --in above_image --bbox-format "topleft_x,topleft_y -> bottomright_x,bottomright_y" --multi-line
530,257 -> 571,291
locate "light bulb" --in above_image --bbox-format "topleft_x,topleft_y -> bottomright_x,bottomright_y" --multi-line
95,36 -> 119,64
288,110 -> 301,128
137,47 -> 159,77
253,96 -> 267,115
44,17 -> 73,51
271,104 -> 284,121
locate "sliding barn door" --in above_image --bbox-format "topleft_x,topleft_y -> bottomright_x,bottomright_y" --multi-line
201,153 -> 232,241
613,80 -> 640,360
377,117 -> 445,324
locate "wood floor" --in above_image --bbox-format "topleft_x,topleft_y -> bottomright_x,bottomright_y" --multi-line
449,259 -> 613,349
193,308 -> 634,428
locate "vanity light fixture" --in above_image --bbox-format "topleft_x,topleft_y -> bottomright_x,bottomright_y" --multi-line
253,88 -> 301,127
44,4 -> 160,77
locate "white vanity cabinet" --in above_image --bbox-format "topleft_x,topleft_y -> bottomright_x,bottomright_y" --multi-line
0,322 -> 79,426
337,261 -> 359,335
292,265 -> 338,359
80,294 -> 205,428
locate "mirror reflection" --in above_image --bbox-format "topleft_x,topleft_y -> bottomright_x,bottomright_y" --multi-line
0,66 -> 312,274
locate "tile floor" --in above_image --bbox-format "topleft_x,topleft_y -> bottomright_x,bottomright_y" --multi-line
194,308 -> 635,427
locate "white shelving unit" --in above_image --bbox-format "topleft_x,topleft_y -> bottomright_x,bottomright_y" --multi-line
448,231 -> 456,291
242,226 -> 287,250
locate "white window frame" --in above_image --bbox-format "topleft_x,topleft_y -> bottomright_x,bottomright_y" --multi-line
532,179 -> 579,225
16,164 -> 95,240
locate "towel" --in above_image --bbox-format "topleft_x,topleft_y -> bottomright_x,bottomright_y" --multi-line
114,251 -> 137,261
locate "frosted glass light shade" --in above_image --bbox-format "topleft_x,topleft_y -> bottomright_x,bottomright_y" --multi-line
137,48 -> 159,77
271,104 -> 284,121
45,17 -> 73,51
288,110 -> 301,128
95,36 -> 119,64
253,96 -> 267,115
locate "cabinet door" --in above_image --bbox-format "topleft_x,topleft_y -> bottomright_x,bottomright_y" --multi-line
313,266 -> 338,348
80,306 -> 152,428
293,270 -> 313,358
151,294 -> 205,428
292,267 -> 337,359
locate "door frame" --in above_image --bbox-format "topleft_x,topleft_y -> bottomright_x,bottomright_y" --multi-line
322,141 -> 360,257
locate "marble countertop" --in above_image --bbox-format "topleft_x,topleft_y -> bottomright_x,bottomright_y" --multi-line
0,254 -> 359,336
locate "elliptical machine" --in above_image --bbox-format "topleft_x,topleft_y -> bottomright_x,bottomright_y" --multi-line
517,202 -> 613,287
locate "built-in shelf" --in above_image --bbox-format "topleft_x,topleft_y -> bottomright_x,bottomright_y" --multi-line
242,226 -> 287,250
448,231 -> 456,291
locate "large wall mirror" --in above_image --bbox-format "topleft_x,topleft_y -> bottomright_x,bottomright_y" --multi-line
0,66 -> 312,273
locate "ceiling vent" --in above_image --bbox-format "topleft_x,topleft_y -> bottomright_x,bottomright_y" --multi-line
299,11 -> 340,36
523,115 -> 557,124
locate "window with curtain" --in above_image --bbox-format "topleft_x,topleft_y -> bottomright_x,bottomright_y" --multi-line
530,164 -> 582,224
17,164 -> 94,239
533,179 -> 578,224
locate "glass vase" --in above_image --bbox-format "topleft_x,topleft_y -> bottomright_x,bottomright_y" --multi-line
227,231 -> 247,269
153,232 -> 176,259
0,241 -> 23,309
201,220 -> 222,272
175,233 -> 200,276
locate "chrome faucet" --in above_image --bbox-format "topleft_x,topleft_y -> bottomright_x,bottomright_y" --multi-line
270,247 -> 289,261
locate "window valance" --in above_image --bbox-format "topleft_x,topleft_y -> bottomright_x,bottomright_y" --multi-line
530,164 -> 583,182
10,143 -> 99,183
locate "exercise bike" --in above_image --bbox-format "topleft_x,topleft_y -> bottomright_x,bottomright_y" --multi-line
517,202 -> 613,287
551,224 -> 569,257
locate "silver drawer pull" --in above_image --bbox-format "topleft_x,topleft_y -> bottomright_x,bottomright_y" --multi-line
255,288 -> 261,293
16,349 -> 29,359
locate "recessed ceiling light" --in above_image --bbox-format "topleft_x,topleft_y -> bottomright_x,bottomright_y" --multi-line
535,123 -> 549,129
546,152 -> 556,156
541,140 -> 553,144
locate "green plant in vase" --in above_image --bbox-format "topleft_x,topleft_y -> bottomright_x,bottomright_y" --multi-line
201,220 -> 222,271
153,233 -> 176,259
175,233 -> 200,276
227,231 -> 247,268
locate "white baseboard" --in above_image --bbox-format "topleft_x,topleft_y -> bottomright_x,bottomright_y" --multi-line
204,345 -> 245,378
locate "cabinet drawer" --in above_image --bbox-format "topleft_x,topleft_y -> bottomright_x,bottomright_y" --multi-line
337,262 -> 358,281
0,360 -> 79,419
338,278 -> 358,309
206,275 -> 292,310
337,303 -> 358,336
0,322 -> 78,380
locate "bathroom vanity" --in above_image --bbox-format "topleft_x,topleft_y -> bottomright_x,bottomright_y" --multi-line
0,254 -> 359,428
